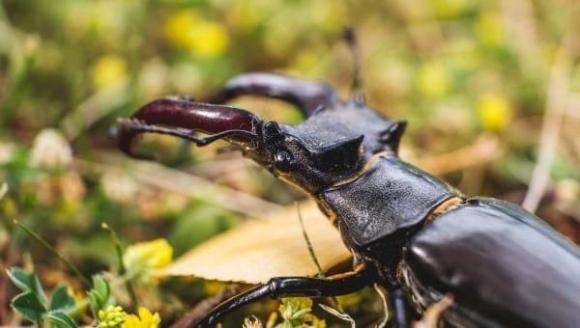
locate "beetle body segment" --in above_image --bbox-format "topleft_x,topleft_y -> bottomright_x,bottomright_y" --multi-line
322,155 -> 457,247
403,198 -> 580,328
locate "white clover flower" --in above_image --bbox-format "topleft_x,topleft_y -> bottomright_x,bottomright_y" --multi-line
30,129 -> 73,170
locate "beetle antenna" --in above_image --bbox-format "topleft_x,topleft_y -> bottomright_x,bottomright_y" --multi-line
343,27 -> 364,102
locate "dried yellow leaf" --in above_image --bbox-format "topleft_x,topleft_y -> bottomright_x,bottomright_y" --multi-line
157,201 -> 351,284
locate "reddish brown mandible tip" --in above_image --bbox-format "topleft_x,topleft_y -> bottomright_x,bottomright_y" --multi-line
117,98 -> 262,158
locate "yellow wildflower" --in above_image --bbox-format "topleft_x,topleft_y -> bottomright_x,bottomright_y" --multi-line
476,93 -> 513,131
475,11 -> 505,47
164,10 -> 229,58
417,62 -> 450,98
123,239 -> 173,281
190,21 -> 229,57
164,10 -> 199,46
98,305 -> 127,328
92,54 -> 127,90
123,307 -> 161,328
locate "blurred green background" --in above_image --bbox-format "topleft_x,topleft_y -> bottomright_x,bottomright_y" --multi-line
1,0 -> 579,326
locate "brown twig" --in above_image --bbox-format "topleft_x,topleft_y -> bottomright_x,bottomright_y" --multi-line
523,34 -> 574,212
499,0 -> 543,75
415,135 -> 501,176
171,287 -> 239,328
76,155 -> 284,219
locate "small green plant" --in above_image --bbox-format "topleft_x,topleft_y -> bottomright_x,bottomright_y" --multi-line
243,297 -> 325,328
275,298 -> 325,328
7,267 -> 77,327
88,275 -> 113,319
6,220 -> 164,327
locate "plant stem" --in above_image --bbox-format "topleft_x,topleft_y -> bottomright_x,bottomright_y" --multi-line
295,203 -> 344,313
296,203 -> 325,277
101,223 -> 138,310
13,220 -> 91,288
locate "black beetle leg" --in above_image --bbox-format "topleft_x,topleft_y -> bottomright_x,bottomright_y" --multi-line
389,288 -> 411,328
207,72 -> 338,117
195,268 -> 373,327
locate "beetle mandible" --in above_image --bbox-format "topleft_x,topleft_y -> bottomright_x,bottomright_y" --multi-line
116,67 -> 580,327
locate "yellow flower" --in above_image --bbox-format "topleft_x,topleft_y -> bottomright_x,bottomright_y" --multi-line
476,93 -> 513,131
92,54 -> 127,90
191,21 -> 229,57
164,10 -> 199,46
164,10 -> 229,58
98,305 -> 127,328
417,62 -> 450,98
123,239 -> 173,281
123,307 -> 161,328
475,11 -> 505,47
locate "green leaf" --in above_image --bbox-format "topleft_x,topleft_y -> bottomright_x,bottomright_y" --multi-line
88,292 -> 102,316
6,267 -> 48,305
92,275 -> 110,298
50,285 -> 75,311
46,311 -> 77,328
11,291 -> 46,323
88,275 -> 111,316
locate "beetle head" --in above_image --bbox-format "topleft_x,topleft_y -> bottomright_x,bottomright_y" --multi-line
250,120 -> 365,193
247,99 -> 407,193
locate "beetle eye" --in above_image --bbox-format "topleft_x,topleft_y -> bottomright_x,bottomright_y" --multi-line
274,150 -> 293,168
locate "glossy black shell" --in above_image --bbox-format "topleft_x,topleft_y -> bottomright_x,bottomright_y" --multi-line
321,155 -> 456,247
404,197 -> 580,328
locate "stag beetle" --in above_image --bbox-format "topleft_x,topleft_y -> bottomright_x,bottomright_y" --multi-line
117,69 -> 580,327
